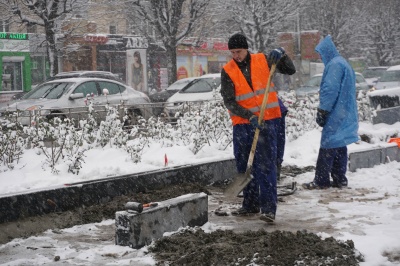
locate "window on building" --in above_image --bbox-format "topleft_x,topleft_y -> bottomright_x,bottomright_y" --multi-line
27,24 -> 37,33
1,19 -> 10,32
109,25 -> 117,34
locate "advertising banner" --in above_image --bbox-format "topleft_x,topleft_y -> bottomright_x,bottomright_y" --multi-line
192,55 -> 208,76
126,49 -> 148,94
177,55 -> 191,80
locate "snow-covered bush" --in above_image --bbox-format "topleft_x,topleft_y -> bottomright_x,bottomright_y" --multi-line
173,100 -> 232,154
95,104 -> 129,148
0,90 -> 373,173
0,114 -> 25,170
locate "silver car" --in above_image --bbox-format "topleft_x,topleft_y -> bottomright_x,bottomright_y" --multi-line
164,73 -> 221,120
372,65 -> 400,90
295,72 -> 369,99
0,78 -> 152,126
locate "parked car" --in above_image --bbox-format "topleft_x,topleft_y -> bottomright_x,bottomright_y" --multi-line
372,65 -> 400,90
295,72 -> 369,99
0,77 -> 152,126
149,77 -> 196,116
0,91 -> 28,109
362,66 -> 389,88
164,73 -> 221,119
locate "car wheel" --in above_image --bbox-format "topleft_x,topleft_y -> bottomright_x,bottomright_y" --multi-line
47,112 -> 67,124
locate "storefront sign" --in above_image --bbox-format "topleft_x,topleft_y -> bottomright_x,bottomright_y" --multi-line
0,32 -> 29,52
125,37 -> 148,49
0,33 -> 29,40
84,34 -> 108,44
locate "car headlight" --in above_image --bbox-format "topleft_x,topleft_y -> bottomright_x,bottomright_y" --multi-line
25,105 -> 50,116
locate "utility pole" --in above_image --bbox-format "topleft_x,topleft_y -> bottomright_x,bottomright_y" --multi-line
294,10 -> 303,88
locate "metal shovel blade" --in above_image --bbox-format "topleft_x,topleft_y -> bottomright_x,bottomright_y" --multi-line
224,172 -> 253,199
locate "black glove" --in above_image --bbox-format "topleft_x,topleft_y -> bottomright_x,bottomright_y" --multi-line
268,47 -> 285,64
249,115 -> 264,130
316,109 -> 329,127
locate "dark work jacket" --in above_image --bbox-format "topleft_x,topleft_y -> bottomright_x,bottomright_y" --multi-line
221,52 -> 296,120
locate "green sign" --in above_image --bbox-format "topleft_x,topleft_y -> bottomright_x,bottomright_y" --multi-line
0,32 -> 29,40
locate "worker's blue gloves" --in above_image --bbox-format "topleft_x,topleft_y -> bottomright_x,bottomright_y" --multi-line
269,47 -> 285,64
249,115 -> 264,130
316,109 -> 329,127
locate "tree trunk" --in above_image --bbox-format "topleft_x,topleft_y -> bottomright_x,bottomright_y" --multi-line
45,23 -> 58,77
165,44 -> 177,86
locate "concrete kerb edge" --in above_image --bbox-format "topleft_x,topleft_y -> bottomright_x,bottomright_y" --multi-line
0,159 -> 236,224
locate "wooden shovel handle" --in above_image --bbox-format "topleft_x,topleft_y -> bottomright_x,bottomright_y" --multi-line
246,64 -> 277,171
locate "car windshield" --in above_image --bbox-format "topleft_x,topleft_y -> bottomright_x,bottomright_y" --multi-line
362,68 -> 387,78
355,74 -> 366,83
305,76 -> 322,87
378,70 -> 400,82
167,79 -> 194,91
181,77 -> 221,93
24,82 -> 74,99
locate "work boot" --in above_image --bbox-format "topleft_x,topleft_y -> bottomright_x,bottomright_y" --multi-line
260,212 -> 275,223
302,181 -> 329,190
231,207 -> 259,216
330,180 -> 348,188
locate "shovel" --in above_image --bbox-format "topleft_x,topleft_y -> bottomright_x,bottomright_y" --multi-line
224,64 -> 277,198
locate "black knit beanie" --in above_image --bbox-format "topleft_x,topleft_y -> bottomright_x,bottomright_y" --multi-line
228,33 -> 248,50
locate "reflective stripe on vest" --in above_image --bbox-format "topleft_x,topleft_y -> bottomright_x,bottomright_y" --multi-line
223,53 -> 281,125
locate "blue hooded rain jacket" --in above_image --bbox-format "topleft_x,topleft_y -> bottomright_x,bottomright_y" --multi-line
315,35 -> 359,149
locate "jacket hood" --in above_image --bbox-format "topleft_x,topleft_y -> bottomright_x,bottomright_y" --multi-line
315,35 -> 340,66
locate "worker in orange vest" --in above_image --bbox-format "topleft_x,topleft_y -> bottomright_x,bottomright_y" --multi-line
221,33 -> 296,223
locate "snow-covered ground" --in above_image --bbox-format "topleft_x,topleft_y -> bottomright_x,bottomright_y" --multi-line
0,121 -> 399,265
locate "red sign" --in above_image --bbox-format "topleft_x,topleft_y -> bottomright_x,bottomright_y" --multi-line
84,35 -> 108,44
213,42 -> 228,51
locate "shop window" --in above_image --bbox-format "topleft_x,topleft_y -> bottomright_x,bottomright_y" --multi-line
109,25 -> 117,34
1,19 -> 9,32
32,61 -> 38,70
27,24 -> 37,33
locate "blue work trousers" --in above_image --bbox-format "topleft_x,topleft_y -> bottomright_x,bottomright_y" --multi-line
233,121 -> 278,215
314,146 -> 348,187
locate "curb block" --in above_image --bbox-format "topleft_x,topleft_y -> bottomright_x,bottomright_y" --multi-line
0,159 -> 236,224
115,193 -> 208,249
348,144 -> 400,172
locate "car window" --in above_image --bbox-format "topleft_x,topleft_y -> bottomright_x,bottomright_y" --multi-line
98,81 -> 123,95
167,79 -> 194,91
379,70 -> 400,82
118,84 -> 126,93
182,77 -> 221,93
362,69 -> 387,78
305,76 -> 322,87
355,74 -> 366,84
74,81 -> 99,97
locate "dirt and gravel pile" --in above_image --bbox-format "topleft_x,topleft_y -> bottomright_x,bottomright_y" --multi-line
150,228 -> 363,266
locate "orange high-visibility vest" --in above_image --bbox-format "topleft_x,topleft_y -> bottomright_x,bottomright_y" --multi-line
223,53 -> 281,125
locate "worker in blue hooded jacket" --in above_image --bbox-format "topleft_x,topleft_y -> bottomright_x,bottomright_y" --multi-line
303,35 -> 359,189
